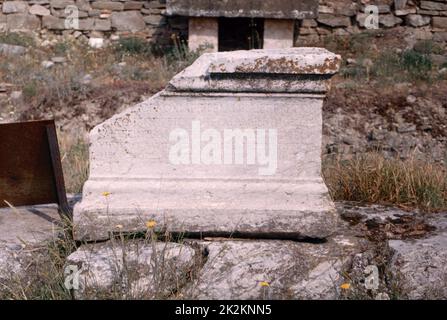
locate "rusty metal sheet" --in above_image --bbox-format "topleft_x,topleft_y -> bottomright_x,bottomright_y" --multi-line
0,120 -> 71,218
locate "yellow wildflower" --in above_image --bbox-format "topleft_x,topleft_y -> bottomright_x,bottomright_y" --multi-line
260,281 -> 270,287
340,283 -> 351,290
146,220 -> 157,229
102,191 -> 111,197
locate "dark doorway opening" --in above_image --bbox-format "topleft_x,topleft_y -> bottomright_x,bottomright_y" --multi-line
218,18 -> 264,51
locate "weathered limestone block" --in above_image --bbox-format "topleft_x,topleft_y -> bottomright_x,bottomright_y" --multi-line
65,240 -> 198,299
42,15 -> 65,29
389,214 -> 447,299
93,18 -> 111,31
50,0 -> 74,9
2,1 -> 29,14
421,1 -> 447,11
166,0 -> 318,19
111,11 -> 145,31
123,1 -> 144,11
29,4 -> 51,16
74,48 -> 341,241
263,19 -> 295,49
91,1 -> 124,11
6,13 -> 41,31
379,14 -> 403,27
406,14 -> 431,27
182,236 -> 363,299
433,16 -> 447,28
317,14 -> 351,28
143,14 -> 166,26
188,17 -> 218,52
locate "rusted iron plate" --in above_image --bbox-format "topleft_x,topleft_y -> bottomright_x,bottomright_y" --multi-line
0,120 -> 71,218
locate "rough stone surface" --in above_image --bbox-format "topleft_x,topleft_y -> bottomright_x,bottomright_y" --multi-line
29,4 -> 51,16
110,11 -> 145,31
91,1 -> 124,11
379,14 -> 403,28
0,204 -> 62,282
170,48 -> 341,93
0,43 -> 26,55
73,49 -> 340,241
389,213 -> 447,299
6,13 -> 41,31
433,16 -> 447,28
317,14 -> 351,27
182,237 -> 363,299
166,0 -> 318,19
420,1 -> 447,11
42,15 -> 65,29
188,17 -> 218,52
50,0 -> 75,9
2,1 -> 29,14
66,240 -> 198,299
263,19 -> 295,49
406,14 -> 431,27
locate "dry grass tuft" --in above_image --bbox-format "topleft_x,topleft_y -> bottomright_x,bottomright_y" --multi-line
324,153 -> 447,212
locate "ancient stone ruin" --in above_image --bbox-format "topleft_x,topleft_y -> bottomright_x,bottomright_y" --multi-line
166,0 -> 318,51
73,47 -> 341,241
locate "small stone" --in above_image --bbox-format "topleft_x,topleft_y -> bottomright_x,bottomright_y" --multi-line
10,91 -> 23,105
51,56 -> 66,63
379,14 -> 403,28
0,43 -> 26,55
346,58 -> 357,65
406,95 -> 417,104
430,54 -> 447,65
375,292 -> 391,300
41,60 -> 54,68
29,4 -> 51,16
406,14 -> 431,27
88,37 -> 104,48
81,73 -> 93,84
395,8 -> 417,16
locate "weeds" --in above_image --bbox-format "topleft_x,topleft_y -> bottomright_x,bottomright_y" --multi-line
323,153 -> 447,212
114,37 -> 153,58
59,133 -> 89,194
0,32 -> 35,47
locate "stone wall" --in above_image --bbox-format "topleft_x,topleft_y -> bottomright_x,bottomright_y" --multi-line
1,0 -> 447,47
297,0 -> 447,44
0,0 -> 187,46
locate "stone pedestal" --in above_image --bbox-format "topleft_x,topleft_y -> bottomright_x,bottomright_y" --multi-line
188,17 -> 218,52
263,19 -> 295,49
74,48 -> 341,241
